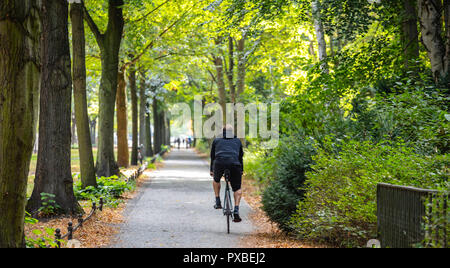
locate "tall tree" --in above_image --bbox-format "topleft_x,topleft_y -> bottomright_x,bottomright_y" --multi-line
70,2 -> 97,188
312,0 -> 329,73
0,0 -> 40,247
129,66 -> 139,165
417,0 -> 448,83
145,101 -> 153,156
139,73 -> 148,155
236,32 -> 248,102
116,69 -> 129,167
212,38 -> 227,119
84,0 -> 124,177
27,0 -> 82,215
225,36 -> 236,102
401,0 -> 419,69
153,97 -> 163,154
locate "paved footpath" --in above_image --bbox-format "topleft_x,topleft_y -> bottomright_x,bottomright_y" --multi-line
111,148 -> 253,248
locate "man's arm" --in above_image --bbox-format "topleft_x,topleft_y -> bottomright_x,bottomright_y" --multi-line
210,139 -> 216,172
239,140 -> 244,171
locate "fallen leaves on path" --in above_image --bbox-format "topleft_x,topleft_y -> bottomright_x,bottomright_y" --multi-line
24,164 -> 156,248
24,201 -> 125,248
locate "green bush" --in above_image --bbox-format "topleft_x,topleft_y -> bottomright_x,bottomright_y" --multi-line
195,138 -> 210,155
243,146 -> 275,184
74,175 -> 132,207
290,138 -> 449,247
350,88 -> 450,154
423,182 -> 450,248
38,192 -> 61,216
24,212 -> 60,248
261,135 -> 316,231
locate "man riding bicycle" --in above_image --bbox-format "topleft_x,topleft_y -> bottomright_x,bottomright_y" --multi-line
210,124 -> 244,222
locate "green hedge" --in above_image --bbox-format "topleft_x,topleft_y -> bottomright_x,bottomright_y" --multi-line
290,139 -> 449,247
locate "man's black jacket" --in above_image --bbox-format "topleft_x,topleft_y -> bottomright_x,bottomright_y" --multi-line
210,136 -> 244,172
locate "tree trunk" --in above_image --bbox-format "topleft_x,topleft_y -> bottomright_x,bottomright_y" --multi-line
139,74 -> 147,154
27,0 -> 82,216
213,55 -> 226,119
129,66 -> 138,165
116,70 -> 129,168
402,0 -> 420,69
153,97 -> 162,154
236,35 -> 247,100
85,0 -> 124,177
417,0 -> 446,83
312,0 -> 329,73
145,102 -> 153,157
226,36 -> 236,103
166,116 -> 171,145
70,2 -> 96,189
0,0 -> 40,248
444,0 -> 450,74
236,34 -> 247,146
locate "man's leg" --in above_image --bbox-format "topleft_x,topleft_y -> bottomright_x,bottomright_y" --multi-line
213,180 -> 222,209
213,163 -> 224,209
213,180 -> 221,198
234,189 -> 242,207
231,165 -> 243,222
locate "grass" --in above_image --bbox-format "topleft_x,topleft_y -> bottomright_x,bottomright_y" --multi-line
27,147 -> 118,197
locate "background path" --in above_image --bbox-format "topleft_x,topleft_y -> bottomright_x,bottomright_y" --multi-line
111,148 -> 253,248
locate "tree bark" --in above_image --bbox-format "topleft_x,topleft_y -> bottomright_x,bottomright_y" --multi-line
226,36 -> 236,103
236,35 -> 247,100
84,0 -> 124,177
417,0 -> 446,83
166,115 -> 171,145
0,0 -> 40,248
139,74 -> 147,153
27,0 -> 82,216
161,110 -> 166,148
129,66 -> 138,165
402,0 -> 420,69
116,70 -> 129,167
153,97 -> 162,154
444,0 -> 450,74
212,54 -> 226,119
70,2 -> 96,188
312,0 -> 329,74
145,102 -> 153,157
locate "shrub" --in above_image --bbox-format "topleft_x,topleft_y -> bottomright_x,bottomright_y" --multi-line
290,138 -> 449,247
350,87 -> 450,154
195,138 -> 211,155
261,135 -> 316,231
423,182 -> 450,248
243,146 -> 275,185
38,192 -> 61,217
24,212 -> 60,248
74,175 -> 132,207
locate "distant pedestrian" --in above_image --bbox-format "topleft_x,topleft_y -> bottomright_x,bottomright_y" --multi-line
137,144 -> 144,165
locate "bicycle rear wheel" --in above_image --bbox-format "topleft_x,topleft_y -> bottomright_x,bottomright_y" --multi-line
227,189 -> 233,233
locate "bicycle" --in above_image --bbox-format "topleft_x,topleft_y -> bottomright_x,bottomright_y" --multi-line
223,169 -> 233,234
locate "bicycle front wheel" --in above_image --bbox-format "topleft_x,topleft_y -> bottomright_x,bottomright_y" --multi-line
227,210 -> 230,234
